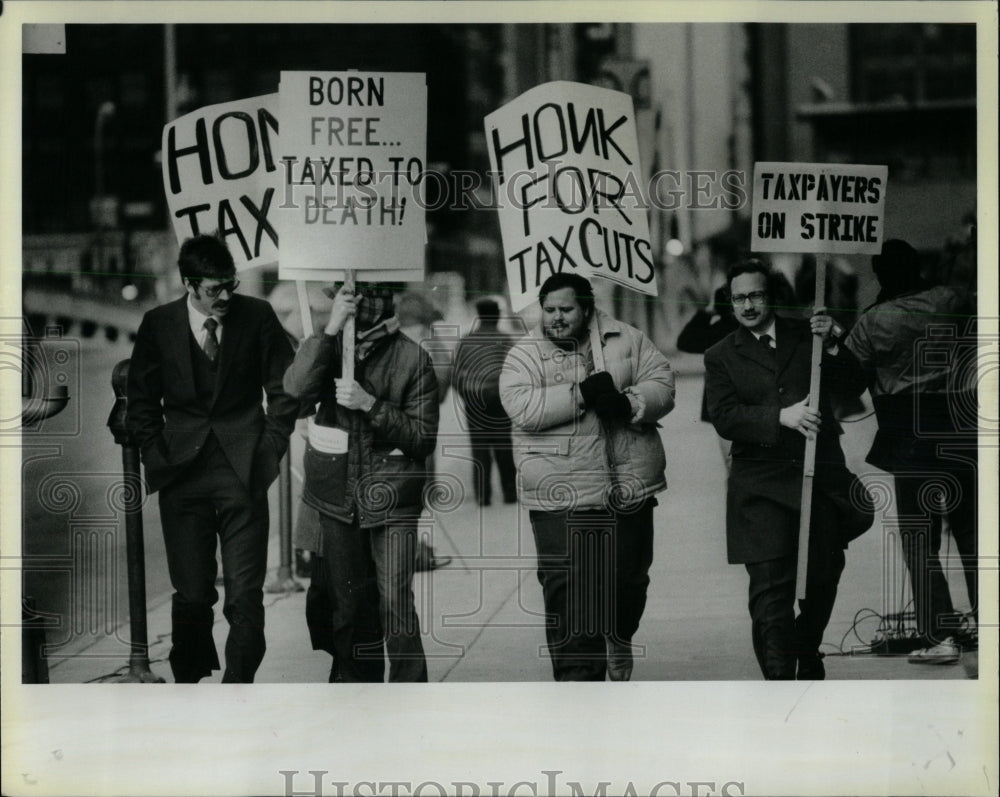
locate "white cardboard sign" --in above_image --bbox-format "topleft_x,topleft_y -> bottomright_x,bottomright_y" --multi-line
750,161 -> 888,255
485,81 -> 654,312
162,94 -> 281,271
276,71 -> 427,281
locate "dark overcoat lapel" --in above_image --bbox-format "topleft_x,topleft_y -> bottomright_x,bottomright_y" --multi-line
731,325 -> 777,373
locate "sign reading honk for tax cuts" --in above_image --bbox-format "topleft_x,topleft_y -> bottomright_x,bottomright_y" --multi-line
162,94 -> 281,271
485,81 -> 654,312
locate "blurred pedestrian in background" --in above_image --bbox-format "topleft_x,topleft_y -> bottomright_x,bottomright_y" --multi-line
453,298 -> 518,507
677,284 -> 739,472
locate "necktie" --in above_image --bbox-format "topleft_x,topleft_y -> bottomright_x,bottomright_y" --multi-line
203,317 -> 220,363
759,333 -> 775,351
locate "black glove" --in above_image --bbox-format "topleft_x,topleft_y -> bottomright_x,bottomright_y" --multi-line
579,371 -> 617,408
594,391 -> 633,423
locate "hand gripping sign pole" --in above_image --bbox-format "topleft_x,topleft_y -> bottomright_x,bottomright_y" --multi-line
795,259 -> 827,601
747,160 -> 887,600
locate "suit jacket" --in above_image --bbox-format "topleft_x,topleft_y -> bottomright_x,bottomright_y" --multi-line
704,316 -> 871,564
127,293 -> 299,494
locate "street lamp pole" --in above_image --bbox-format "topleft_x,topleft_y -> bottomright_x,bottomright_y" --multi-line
94,101 -> 116,202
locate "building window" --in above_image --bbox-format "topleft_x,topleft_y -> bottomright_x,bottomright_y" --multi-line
851,23 -> 976,104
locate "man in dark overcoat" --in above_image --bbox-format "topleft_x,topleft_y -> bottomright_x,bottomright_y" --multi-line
705,259 -> 872,680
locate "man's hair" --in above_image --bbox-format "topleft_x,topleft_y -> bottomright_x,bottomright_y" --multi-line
178,235 -> 236,283
872,239 -> 920,282
725,258 -> 785,301
538,273 -> 595,316
726,258 -> 771,288
475,298 -> 501,320
872,238 -> 925,302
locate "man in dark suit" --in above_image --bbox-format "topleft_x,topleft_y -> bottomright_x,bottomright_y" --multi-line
127,234 -> 298,683
705,259 -> 872,680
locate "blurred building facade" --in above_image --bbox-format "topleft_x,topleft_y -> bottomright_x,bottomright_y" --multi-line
751,22 -> 977,298
21,22 -> 978,344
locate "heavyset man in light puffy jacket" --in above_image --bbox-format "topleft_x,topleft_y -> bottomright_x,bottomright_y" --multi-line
499,273 -> 675,681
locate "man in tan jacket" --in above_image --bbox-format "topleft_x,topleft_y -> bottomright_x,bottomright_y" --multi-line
500,273 -> 675,681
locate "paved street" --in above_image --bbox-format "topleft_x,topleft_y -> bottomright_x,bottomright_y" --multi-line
30,347 -> 978,683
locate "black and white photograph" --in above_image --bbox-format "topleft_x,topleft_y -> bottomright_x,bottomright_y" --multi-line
2,2 -> 997,796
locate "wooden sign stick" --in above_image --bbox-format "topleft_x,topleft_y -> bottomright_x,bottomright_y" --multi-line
342,269 -> 356,382
295,280 -> 314,338
588,313 -> 605,372
795,258 -> 828,601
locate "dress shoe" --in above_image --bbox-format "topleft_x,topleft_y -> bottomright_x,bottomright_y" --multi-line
907,637 -> 960,664
607,640 -> 633,681
797,653 -> 826,680
953,628 -> 978,652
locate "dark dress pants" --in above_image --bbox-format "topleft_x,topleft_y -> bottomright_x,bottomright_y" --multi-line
530,499 -> 655,681
470,426 -> 518,505
158,436 -> 269,683
744,492 -> 846,680
893,453 -> 977,644
309,514 -> 428,682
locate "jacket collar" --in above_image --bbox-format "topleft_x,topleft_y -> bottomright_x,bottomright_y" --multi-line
732,315 -> 806,373
528,308 -> 623,360
166,293 -> 244,406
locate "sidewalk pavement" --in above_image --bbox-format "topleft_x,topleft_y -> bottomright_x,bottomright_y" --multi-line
45,359 -> 978,683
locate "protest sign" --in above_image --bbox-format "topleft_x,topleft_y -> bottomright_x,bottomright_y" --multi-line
162,94 -> 281,271
485,81 -> 654,312
748,160 -> 889,599
750,162 -> 888,255
276,71 -> 427,282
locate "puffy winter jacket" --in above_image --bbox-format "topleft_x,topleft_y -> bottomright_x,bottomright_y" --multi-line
499,311 -> 675,511
283,330 -> 439,527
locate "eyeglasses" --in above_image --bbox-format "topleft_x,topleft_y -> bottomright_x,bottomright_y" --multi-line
196,279 -> 240,299
731,291 -> 767,306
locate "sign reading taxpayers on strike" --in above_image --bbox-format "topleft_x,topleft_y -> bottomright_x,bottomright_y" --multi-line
485,81 -> 654,312
162,94 -> 281,271
750,162 -> 888,255
277,71 -> 427,280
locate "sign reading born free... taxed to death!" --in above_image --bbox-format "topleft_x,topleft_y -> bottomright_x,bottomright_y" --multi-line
751,162 -> 888,255
485,81 -> 654,312
277,71 -> 427,280
162,94 -> 281,271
